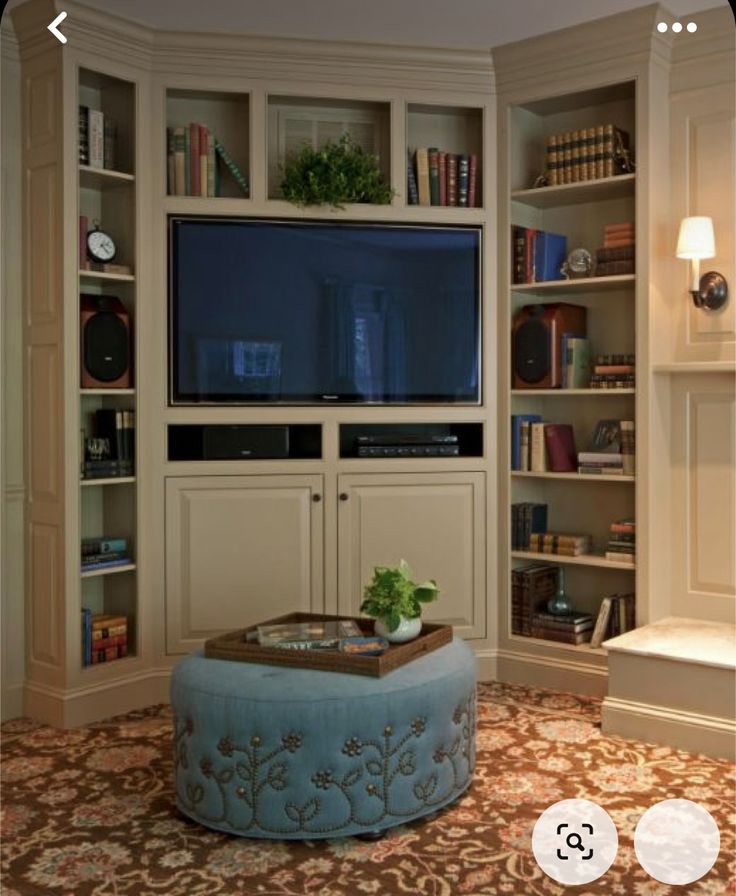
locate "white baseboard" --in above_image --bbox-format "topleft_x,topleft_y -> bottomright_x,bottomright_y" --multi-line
496,647 -> 608,697
25,670 -> 172,728
602,696 -> 736,761
1,682 -> 24,721
473,648 -> 498,682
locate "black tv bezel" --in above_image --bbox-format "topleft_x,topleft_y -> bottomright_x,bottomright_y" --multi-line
168,215 -> 483,406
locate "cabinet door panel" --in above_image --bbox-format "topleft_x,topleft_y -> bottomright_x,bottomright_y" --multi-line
338,472 -> 486,639
166,475 -> 323,654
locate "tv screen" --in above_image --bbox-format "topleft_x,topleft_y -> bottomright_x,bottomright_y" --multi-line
169,218 -> 481,405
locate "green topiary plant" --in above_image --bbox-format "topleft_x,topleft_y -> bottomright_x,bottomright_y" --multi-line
280,133 -> 394,209
360,559 -> 439,632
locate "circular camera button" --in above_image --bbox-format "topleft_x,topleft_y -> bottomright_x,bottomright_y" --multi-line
634,799 -> 720,885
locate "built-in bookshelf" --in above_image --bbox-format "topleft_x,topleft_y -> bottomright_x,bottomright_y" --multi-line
79,67 -> 139,668
503,80 -> 637,658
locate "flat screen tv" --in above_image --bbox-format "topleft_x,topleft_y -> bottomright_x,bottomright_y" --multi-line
169,217 -> 481,405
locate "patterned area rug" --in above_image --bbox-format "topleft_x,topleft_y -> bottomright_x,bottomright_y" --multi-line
1,681 -> 734,895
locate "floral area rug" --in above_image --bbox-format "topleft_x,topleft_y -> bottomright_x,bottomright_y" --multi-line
1,681 -> 734,895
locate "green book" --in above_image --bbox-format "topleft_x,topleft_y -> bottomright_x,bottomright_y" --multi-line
565,337 -> 591,389
214,138 -> 249,196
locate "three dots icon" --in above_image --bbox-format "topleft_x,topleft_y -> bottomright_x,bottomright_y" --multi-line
657,21 -> 697,33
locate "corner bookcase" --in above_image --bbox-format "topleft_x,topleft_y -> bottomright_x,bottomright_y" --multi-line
500,80 -> 639,670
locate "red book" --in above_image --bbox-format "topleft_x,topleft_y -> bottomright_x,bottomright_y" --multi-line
91,643 -> 128,664
79,215 -> 88,270
438,152 -> 447,206
524,229 -> 537,283
544,423 -> 577,472
447,154 -> 458,206
468,154 -> 478,207
89,634 -> 127,650
190,122 -> 200,197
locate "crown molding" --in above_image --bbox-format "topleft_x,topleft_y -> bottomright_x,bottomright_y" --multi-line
492,4 -> 675,98
670,6 -> 736,93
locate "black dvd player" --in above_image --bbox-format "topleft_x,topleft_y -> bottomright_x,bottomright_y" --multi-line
357,444 -> 460,457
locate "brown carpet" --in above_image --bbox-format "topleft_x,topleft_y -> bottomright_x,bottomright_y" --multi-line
1,681 -> 734,895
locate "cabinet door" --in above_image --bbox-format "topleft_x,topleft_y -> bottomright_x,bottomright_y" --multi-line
165,475 -> 324,654
337,472 -> 486,639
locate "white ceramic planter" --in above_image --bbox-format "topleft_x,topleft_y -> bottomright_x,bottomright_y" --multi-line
374,616 -> 422,643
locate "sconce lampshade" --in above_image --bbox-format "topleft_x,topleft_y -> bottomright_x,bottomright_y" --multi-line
676,216 -> 716,260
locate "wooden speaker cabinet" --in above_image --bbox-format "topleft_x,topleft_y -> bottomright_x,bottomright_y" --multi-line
80,295 -> 132,388
512,303 -> 587,389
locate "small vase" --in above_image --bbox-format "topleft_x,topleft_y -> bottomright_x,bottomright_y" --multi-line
547,568 -> 573,616
374,616 -> 422,643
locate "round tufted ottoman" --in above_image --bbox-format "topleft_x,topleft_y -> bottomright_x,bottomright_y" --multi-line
171,638 -> 476,839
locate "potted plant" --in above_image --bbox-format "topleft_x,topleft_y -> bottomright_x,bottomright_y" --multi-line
280,133 -> 394,209
360,560 -> 439,643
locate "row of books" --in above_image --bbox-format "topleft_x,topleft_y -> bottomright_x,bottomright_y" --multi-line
79,106 -> 118,170
407,148 -> 479,208
511,227 -> 567,284
82,409 -> 135,480
543,125 -> 631,186
531,610 -> 594,645
605,519 -> 635,565
166,124 -> 249,197
590,592 -> 635,646
81,611 -> 129,665
81,537 -> 132,573
511,502 -> 547,551
511,416 -> 635,474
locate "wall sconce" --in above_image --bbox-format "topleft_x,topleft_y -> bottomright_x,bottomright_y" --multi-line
676,216 -> 728,311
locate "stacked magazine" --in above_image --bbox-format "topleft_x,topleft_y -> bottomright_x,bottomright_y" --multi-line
257,619 -> 362,650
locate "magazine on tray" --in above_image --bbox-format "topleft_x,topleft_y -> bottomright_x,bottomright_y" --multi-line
257,619 -> 362,649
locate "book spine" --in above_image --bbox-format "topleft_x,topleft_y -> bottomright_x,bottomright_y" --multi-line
81,557 -> 132,571
621,420 -> 635,476
92,624 -> 127,640
606,551 -> 635,563
594,126 -> 605,179
214,139 -> 249,196
184,125 -> 191,195
190,122 -> 200,196
427,148 -> 440,206
82,608 -> 92,666
603,124 -> 615,178
82,550 -> 129,564
406,149 -> 419,205
89,634 -> 128,650
446,153 -> 458,206
200,125 -> 208,199
562,132 -> 573,184
595,260 -> 635,276
103,118 -> 116,170
457,154 -> 469,207
519,421 -> 531,472
79,105 -> 89,164
597,246 -> 635,262
174,128 -> 186,196
438,151 -> 447,206
530,422 -> 547,472
415,148 -> 430,206
468,153 -> 478,207
512,226 -> 525,285
88,110 -> 104,168
91,644 -> 128,664
546,134 -> 559,186
79,216 -> 88,270
570,129 -> 581,182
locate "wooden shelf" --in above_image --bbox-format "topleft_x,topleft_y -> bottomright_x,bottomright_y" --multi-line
509,634 -> 607,656
511,471 -> 634,482
80,477 -> 136,486
511,173 -> 635,208
510,274 -> 635,294
511,388 -> 635,396
653,362 -> 735,374
79,165 -> 134,188
80,388 -> 136,396
81,563 -> 136,579
80,269 -> 135,283
511,550 -> 636,570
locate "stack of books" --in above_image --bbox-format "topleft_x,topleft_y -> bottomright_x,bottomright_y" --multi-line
578,418 -> 635,475
81,536 -> 132,573
590,592 -> 636,647
590,353 -> 636,390
83,409 -> 135,480
528,532 -> 592,556
511,503 -> 548,550
511,227 -> 567,284
544,125 -> 630,186
407,148 -> 478,207
511,564 -> 559,636
511,417 -> 579,474
605,519 -> 636,564
79,105 -> 117,170
595,222 -> 635,276
530,610 -> 594,645
81,611 -> 129,665
167,124 -> 249,197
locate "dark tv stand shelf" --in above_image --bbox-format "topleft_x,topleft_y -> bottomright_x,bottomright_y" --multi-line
168,424 -> 321,461
339,422 -> 483,459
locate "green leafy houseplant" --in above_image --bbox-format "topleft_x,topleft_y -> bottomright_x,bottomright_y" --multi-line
360,560 -> 439,633
280,133 -> 394,209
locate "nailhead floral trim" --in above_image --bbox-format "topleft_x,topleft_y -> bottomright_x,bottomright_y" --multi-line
174,691 -> 476,836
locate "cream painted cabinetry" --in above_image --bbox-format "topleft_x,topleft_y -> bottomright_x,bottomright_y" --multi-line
336,472 -> 486,639
165,475 -> 325,653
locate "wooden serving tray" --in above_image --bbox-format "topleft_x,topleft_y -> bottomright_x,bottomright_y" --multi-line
204,612 -> 453,677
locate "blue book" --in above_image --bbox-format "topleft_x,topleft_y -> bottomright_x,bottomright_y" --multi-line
81,557 -> 132,572
534,231 -> 567,282
511,414 -> 542,470
81,607 -> 92,666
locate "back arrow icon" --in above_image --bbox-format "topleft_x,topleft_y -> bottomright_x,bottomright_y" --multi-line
48,11 -> 68,44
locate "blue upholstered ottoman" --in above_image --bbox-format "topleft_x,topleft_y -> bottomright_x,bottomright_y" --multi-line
171,638 -> 476,839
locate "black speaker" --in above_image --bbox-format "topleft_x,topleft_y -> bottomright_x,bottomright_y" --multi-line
202,425 -> 290,460
80,295 -> 131,388
512,303 -> 587,388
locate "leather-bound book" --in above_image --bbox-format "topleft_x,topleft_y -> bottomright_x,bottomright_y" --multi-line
544,423 -> 577,472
